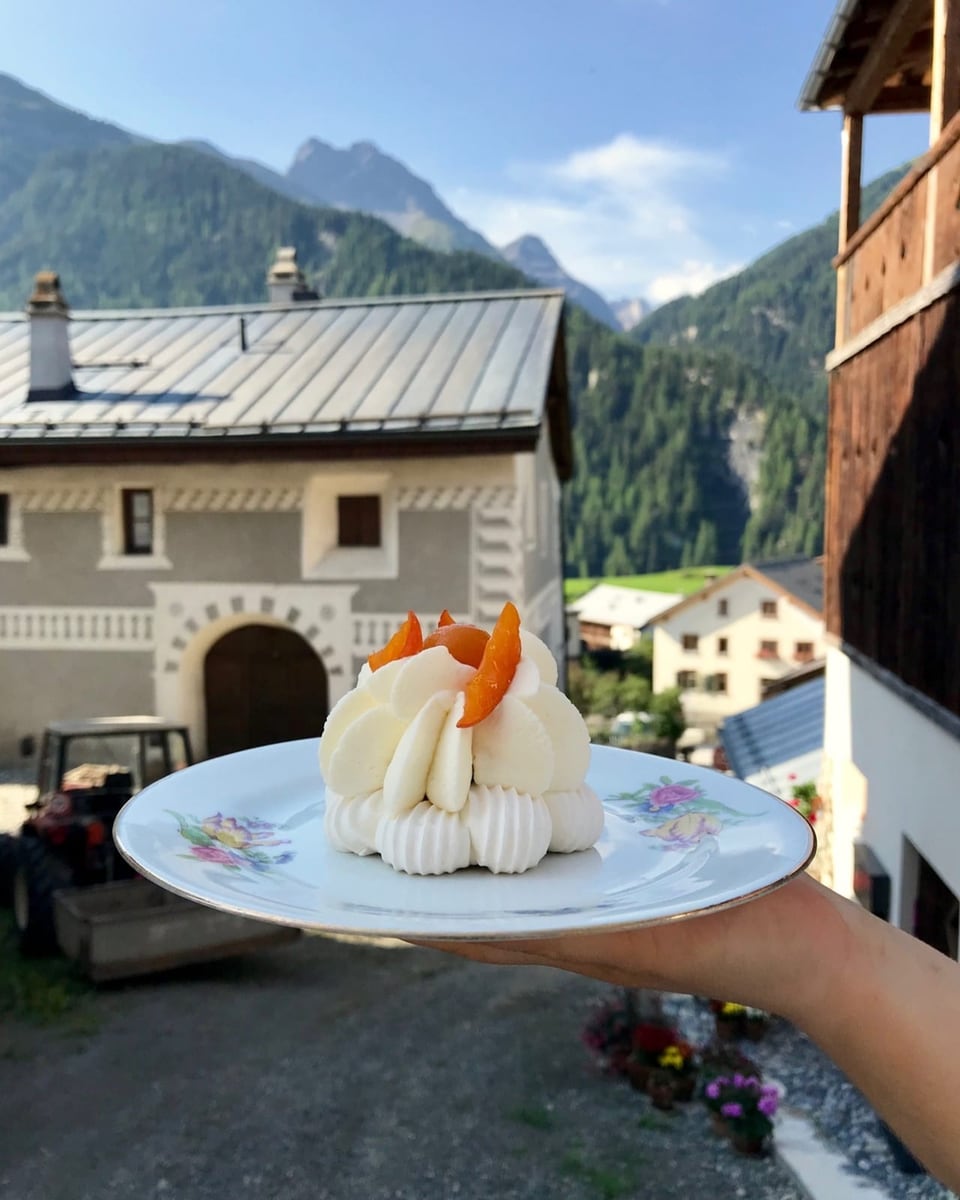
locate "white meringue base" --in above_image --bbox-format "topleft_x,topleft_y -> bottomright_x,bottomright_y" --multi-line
465,785 -> 552,874
544,785 -> 605,852
376,801 -> 472,875
324,790 -> 382,855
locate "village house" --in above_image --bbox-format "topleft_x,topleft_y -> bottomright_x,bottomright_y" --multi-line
0,252 -> 572,763
649,558 -> 825,735
566,582 -> 683,655
800,0 -> 960,959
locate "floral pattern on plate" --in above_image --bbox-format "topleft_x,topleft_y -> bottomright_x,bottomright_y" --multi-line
169,810 -> 295,873
608,776 -> 761,849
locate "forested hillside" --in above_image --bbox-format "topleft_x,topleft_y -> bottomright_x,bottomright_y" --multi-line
632,166 -> 908,405
0,138 -> 823,572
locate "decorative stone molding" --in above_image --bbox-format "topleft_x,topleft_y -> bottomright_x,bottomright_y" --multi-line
165,486 -> 304,513
0,494 -> 29,562
397,485 -> 516,511
20,487 -> 105,513
0,606 -> 154,650
471,493 -> 523,628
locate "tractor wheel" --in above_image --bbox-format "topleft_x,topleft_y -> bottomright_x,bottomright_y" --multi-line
0,833 -> 19,906
12,838 -> 70,957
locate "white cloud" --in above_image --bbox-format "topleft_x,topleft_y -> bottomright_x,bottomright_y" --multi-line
449,133 -> 740,303
647,260 -> 744,305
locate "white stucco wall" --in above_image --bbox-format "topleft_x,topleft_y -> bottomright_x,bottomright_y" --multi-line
652,574 -> 825,729
825,645 -> 960,950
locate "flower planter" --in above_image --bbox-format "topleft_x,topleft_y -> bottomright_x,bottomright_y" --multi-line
709,1112 -> 730,1137
671,1074 -> 697,1102
715,1017 -> 742,1042
647,1078 -> 675,1111
625,1060 -> 652,1091
732,1132 -> 768,1157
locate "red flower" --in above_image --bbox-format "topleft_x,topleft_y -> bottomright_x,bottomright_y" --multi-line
631,1023 -> 678,1054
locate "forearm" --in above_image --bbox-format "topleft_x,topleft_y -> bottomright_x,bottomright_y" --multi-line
787,889 -> 960,1190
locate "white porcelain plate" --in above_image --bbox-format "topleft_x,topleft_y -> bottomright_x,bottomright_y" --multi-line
114,740 -> 815,941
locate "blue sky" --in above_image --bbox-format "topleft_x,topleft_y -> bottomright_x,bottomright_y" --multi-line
2,0 -> 929,303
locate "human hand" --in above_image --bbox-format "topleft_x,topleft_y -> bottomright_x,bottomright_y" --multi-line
413,871 -> 855,1024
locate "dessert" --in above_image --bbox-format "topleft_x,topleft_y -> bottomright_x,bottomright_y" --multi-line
319,603 -> 603,875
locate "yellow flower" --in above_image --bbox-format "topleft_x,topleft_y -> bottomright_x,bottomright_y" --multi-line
659,1045 -> 686,1070
721,1002 -> 746,1016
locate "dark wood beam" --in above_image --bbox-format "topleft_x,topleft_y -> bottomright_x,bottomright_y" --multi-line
845,0 -> 929,113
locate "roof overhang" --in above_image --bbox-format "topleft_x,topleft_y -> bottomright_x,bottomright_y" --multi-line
799,0 -> 933,113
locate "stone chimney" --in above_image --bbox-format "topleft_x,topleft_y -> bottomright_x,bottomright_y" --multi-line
266,246 -> 319,303
27,271 -> 74,401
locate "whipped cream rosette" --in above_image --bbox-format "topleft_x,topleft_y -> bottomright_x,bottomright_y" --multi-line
319,604 -> 603,875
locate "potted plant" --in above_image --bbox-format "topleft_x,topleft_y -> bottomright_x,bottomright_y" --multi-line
626,1020 -> 680,1092
788,779 -> 821,826
581,992 -> 640,1077
646,1068 -> 677,1111
712,1075 -> 780,1155
700,1042 -> 762,1086
713,1001 -> 747,1041
652,1040 -> 699,1101
702,1074 -> 737,1136
743,1007 -> 771,1041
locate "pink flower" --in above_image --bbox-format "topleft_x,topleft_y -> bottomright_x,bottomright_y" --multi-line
189,845 -> 236,864
721,1102 -> 743,1118
647,784 -> 699,811
758,1094 -> 779,1116
705,1080 -> 722,1099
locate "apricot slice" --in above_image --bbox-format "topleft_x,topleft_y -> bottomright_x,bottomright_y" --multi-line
437,609 -> 456,627
422,622 -> 490,669
368,611 -> 423,671
457,602 -> 521,728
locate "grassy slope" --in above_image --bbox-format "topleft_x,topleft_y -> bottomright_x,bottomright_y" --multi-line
563,565 -> 733,603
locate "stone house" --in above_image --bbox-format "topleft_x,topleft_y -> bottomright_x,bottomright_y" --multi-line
0,255 -> 572,762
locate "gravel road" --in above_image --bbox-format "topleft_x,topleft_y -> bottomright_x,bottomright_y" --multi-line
0,935 -> 805,1200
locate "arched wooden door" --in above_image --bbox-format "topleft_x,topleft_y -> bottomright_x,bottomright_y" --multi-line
204,624 -> 328,759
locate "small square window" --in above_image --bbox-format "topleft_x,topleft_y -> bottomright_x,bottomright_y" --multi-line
717,598 -> 728,617
122,489 -> 154,555
717,637 -> 729,655
758,639 -> 778,659
707,672 -> 728,694
676,670 -> 697,690
761,599 -> 778,618
682,633 -> 699,651
338,494 -> 381,548
0,493 -> 8,546
795,641 -> 814,662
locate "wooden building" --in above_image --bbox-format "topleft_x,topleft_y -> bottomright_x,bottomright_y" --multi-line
801,0 -> 960,958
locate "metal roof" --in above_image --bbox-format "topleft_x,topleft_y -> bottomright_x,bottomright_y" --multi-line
721,677 -> 825,780
0,289 -> 565,451
750,557 -> 824,616
566,584 -> 684,630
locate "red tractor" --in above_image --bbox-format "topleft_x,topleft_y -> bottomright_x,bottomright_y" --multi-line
0,717 -> 192,955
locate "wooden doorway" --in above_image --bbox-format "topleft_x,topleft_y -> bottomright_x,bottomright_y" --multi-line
204,624 -> 328,759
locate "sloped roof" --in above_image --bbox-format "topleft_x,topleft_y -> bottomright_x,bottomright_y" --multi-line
751,557 -> 824,615
721,676 -> 826,779
799,0 -> 934,114
647,559 -> 824,626
567,584 -> 683,630
0,289 -> 571,474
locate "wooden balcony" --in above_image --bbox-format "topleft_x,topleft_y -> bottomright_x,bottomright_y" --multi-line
833,109 -> 960,353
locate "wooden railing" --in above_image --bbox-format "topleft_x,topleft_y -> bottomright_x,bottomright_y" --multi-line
834,109 -> 960,347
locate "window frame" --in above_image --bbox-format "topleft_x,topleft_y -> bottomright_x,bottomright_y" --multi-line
676,669 -> 697,690
122,488 -> 155,556
760,599 -> 778,618
337,494 -> 382,549
717,636 -> 729,655
717,598 -> 729,617
681,633 -> 699,652
758,639 -> 779,659
0,490 -> 28,561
